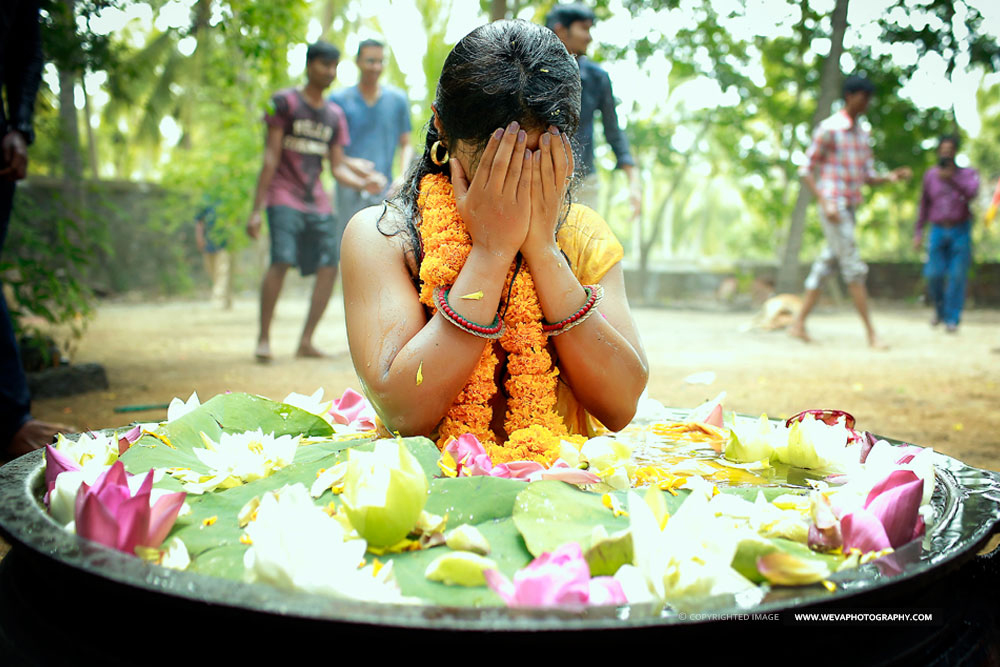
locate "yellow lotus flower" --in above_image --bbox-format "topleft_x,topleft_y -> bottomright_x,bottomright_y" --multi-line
340,440 -> 429,548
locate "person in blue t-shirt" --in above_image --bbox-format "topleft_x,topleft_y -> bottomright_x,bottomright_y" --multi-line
329,39 -> 413,229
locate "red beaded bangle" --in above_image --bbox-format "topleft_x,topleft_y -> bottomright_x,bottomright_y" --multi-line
542,284 -> 604,336
434,286 -> 505,339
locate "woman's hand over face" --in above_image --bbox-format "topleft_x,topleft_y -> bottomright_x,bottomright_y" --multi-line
523,127 -> 573,259
451,121 -> 532,262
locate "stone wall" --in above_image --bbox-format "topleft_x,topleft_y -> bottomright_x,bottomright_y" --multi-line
5,177 -> 215,297
624,261 -> 1000,308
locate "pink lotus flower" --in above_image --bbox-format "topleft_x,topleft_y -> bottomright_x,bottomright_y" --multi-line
118,425 -> 143,455
840,469 -> 925,553
75,461 -> 187,556
44,445 -> 81,504
484,542 -> 626,608
329,389 -> 377,430
445,434 -> 599,484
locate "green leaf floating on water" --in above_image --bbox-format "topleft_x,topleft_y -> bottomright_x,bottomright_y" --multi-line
425,475 -> 527,525
120,392 -> 335,475
512,480 -> 688,557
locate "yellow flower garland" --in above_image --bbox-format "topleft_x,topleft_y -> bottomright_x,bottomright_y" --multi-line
417,172 -> 568,462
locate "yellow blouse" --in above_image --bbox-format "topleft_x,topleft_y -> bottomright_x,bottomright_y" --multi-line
553,204 -> 625,437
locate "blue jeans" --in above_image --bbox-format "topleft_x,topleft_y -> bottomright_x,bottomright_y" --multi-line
0,180 -> 33,446
924,221 -> 972,326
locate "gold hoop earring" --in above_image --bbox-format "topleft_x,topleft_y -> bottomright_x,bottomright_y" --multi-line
430,140 -> 450,166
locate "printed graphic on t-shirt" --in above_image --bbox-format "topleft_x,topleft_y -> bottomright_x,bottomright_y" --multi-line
264,89 -> 349,214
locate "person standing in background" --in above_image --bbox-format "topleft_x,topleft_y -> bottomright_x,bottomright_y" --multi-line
329,39 -> 412,227
913,135 -> 979,333
194,198 -> 232,309
545,3 -> 641,221
246,41 -> 383,362
789,74 -> 911,349
1,0 -> 73,457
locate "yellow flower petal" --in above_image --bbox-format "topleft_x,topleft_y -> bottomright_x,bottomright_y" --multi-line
416,361 -> 423,386
459,290 -> 484,300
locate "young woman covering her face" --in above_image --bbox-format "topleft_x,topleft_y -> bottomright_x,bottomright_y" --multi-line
340,20 -> 648,463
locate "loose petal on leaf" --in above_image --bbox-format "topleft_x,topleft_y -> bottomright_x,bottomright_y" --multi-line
445,524 -> 491,555
425,552 -> 497,586
756,551 -> 830,586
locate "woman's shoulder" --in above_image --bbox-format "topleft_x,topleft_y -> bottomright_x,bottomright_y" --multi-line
557,203 -> 624,284
342,202 -> 412,262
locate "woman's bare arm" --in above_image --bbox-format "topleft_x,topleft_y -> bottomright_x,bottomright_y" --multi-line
521,128 -> 648,430
341,210 -> 510,435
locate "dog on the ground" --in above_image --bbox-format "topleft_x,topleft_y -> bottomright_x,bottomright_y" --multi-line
741,293 -> 803,332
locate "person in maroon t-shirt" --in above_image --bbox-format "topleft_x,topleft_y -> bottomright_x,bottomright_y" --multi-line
247,41 -> 384,361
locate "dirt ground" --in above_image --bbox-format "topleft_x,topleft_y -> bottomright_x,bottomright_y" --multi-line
29,290 -> 1000,473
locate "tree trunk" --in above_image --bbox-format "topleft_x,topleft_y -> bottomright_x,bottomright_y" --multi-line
82,75 -> 99,179
490,0 -> 507,21
58,67 -> 83,183
775,0 -> 849,294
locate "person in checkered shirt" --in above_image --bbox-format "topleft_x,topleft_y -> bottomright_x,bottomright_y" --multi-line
789,74 -> 912,349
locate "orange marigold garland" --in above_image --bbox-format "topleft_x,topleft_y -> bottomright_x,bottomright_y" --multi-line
417,173 -> 568,460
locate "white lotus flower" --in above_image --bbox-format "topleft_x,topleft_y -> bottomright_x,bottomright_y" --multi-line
282,388 -> 334,419
615,487 -> 757,604
580,437 -> 635,490
774,415 -> 860,472
724,414 -> 787,463
167,391 -> 201,422
708,491 -> 810,543
340,440 -> 429,548
243,484 -> 412,603
53,432 -> 118,472
168,429 -> 299,494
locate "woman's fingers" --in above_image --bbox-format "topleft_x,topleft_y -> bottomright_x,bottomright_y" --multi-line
450,158 -> 470,201
563,133 -> 575,182
540,129 -> 555,202
470,126 -> 504,191
551,127 -> 570,188
484,121 -> 520,193
522,148 -> 538,203
503,131 -> 528,196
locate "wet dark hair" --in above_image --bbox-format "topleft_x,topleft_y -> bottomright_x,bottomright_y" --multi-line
357,39 -> 384,58
307,41 -> 340,63
382,20 -> 582,267
545,3 -> 596,31
938,133 -> 960,151
842,74 -> 875,98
